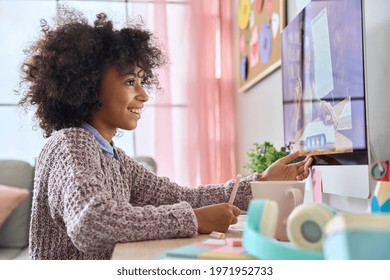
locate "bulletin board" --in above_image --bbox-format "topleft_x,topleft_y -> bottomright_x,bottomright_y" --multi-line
237,0 -> 286,93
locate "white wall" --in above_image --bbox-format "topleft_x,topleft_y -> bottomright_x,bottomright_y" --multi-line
236,70 -> 284,176
235,0 -> 310,175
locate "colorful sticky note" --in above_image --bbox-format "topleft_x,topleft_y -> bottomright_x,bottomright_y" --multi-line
271,13 -> 280,38
195,238 -> 226,247
259,21 -> 272,64
225,238 -> 242,247
165,244 -> 213,259
245,28 -> 251,44
240,55 -> 248,80
255,0 -> 264,14
312,169 -> 323,203
198,246 -> 255,260
249,26 -> 259,67
163,237 -> 254,260
249,11 -> 255,28
238,0 -> 251,30
240,34 -> 246,54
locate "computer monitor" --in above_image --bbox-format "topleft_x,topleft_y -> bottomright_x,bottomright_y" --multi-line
281,0 -> 371,199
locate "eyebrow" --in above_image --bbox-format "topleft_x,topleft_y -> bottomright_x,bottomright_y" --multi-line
120,67 -> 145,78
122,71 -> 137,77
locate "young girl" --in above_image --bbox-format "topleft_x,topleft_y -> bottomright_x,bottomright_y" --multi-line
19,7 -> 312,260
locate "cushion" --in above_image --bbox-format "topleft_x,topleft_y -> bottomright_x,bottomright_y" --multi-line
0,185 -> 29,228
0,248 -> 28,260
0,160 -> 34,248
134,156 -> 157,173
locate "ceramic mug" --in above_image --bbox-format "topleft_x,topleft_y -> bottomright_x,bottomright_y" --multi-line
250,181 -> 305,241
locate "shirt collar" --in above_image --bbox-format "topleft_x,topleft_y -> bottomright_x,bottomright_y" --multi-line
81,123 -> 120,160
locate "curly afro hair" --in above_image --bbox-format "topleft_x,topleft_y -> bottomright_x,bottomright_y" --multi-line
18,6 -> 166,137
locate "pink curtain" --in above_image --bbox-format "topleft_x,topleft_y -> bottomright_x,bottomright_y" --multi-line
151,0 -> 236,186
219,1 -> 237,183
154,0 -> 174,179
186,0 -> 237,185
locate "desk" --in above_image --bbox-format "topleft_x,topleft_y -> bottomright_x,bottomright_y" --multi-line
111,231 -> 242,260
112,215 -> 247,260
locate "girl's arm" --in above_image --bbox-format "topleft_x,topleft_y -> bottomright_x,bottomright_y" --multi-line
121,150 -> 254,211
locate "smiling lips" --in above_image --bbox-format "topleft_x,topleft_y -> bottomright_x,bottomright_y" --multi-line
129,107 -> 142,118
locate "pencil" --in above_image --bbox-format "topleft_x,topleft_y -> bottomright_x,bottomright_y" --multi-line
228,174 -> 242,205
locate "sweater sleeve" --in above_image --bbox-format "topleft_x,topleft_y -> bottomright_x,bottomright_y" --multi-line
48,133 -> 198,254
120,150 -> 255,211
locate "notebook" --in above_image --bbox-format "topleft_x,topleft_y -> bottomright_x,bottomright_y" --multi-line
162,237 -> 255,260
228,214 -> 247,232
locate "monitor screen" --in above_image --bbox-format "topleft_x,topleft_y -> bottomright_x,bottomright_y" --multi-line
281,0 -> 368,165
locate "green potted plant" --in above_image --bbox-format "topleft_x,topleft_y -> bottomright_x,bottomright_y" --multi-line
243,141 -> 289,174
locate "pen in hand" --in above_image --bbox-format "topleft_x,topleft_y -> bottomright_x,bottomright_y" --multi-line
228,174 -> 242,205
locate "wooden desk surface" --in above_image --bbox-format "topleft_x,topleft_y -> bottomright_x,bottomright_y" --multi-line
111,231 -> 242,260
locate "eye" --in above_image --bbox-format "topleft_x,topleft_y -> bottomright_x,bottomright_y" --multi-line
126,79 -> 136,86
140,80 -> 147,87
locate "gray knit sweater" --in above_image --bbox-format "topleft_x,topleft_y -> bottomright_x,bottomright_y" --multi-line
29,128 -> 254,260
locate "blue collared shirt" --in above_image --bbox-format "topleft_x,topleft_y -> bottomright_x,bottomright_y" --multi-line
81,123 -> 120,160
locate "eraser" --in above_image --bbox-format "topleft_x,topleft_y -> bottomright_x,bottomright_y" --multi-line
226,238 -> 242,247
209,231 -> 226,239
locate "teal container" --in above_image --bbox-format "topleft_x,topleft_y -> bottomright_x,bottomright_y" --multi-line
242,199 -> 324,260
323,229 -> 390,260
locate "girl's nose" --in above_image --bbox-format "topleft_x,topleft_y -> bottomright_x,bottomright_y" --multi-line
136,84 -> 149,103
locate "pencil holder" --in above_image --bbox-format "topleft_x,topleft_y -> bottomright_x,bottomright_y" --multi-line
371,181 -> 390,213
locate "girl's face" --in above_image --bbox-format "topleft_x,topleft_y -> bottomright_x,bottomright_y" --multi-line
90,66 -> 149,141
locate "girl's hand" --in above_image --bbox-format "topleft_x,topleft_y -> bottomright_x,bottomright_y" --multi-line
259,152 -> 313,181
194,203 -> 241,234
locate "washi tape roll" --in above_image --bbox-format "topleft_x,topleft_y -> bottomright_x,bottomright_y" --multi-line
287,203 -> 335,251
259,199 -> 278,238
370,160 -> 389,181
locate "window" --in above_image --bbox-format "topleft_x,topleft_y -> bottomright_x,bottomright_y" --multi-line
1,0 -> 189,185
0,0 -> 57,165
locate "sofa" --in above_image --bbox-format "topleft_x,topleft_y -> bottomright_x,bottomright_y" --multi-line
0,160 -> 34,260
0,156 -> 156,260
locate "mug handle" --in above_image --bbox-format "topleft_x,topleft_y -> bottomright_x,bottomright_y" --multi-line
280,188 -> 304,228
285,188 -> 304,207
